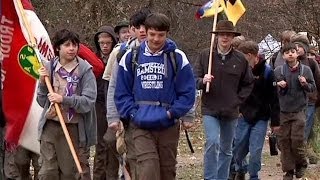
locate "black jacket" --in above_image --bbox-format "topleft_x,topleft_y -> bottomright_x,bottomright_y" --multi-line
93,26 -> 118,105
240,58 -> 280,127
194,48 -> 254,120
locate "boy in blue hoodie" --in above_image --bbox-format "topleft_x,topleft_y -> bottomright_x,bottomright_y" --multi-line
114,13 -> 195,180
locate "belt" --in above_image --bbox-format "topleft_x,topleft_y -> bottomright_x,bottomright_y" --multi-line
280,111 -> 300,114
135,101 -> 171,107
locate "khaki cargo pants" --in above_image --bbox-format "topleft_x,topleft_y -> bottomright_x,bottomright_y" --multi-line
38,120 -> 79,180
131,122 -> 180,180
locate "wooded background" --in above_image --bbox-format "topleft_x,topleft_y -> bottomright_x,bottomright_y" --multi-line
31,0 -> 320,58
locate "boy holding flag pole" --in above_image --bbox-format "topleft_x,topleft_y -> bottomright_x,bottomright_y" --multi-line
195,0 -> 252,179
4,0 -> 97,179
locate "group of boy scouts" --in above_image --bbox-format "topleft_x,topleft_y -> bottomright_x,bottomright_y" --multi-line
0,6 -> 319,180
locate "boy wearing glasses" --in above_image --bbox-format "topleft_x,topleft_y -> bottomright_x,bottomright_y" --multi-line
93,25 -> 119,179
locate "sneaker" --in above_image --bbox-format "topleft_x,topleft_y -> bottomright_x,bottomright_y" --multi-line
283,170 -> 294,180
235,172 -> 246,180
295,165 -> 307,178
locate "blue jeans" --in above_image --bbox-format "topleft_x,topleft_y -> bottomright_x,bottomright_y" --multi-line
203,115 -> 238,180
304,104 -> 315,141
233,117 -> 268,180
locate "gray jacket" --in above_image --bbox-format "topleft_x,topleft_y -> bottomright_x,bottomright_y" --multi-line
37,57 -> 97,147
274,63 -> 316,113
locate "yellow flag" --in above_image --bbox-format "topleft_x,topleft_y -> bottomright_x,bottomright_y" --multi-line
202,0 -> 224,18
220,0 -> 246,25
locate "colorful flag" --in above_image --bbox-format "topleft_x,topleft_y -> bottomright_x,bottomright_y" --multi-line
220,0 -> 246,25
195,0 -> 224,19
1,0 -> 54,153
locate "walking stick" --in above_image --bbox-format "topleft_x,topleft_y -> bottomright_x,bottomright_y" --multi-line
14,0 -> 83,175
206,0 -> 220,93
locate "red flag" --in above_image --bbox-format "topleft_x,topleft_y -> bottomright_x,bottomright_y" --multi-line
1,0 -> 54,153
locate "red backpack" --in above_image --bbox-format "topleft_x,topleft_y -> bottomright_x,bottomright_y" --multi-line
78,43 -> 105,78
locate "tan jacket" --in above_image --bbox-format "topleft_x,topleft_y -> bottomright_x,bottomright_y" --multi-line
102,45 -> 120,81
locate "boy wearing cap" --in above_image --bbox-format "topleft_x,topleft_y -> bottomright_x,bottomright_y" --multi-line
114,20 -> 131,43
194,20 -> 254,180
274,42 -> 315,179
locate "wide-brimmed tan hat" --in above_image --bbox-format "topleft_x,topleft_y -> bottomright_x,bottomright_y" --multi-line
211,20 -> 241,36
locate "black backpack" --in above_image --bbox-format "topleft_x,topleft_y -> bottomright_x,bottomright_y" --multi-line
117,45 -> 178,77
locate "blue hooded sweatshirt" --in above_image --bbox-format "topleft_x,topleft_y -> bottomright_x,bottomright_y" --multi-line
114,39 -> 195,129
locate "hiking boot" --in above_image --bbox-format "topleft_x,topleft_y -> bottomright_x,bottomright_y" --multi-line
295,165 -> 307,178
235,172 -> 245,180
308,154 -> 319,164
283,170 -> 294,180
307,147 -> 319,164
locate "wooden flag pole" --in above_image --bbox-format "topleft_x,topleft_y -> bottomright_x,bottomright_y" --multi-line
14,0 -> 83,174
206,0 -> 220,93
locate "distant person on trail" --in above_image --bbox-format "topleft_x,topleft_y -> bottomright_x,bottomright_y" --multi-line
194,20 -> 254,180
231,35 -> 245,50
271,30 -> 296,69
114,20 -> 131,43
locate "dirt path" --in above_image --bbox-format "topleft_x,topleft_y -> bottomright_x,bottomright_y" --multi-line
176,121 -> 320,180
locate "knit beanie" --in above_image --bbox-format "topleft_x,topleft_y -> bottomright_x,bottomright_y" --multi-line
290,34 -> 310,53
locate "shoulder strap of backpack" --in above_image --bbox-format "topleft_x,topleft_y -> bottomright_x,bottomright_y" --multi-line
169,51 -> 178,75
131,46 -> 140,74
271,51 -> 278,69
130,48 -> 177,79
264,63 -> 272,80
280,65 -> 284,76
300,64 -> 305,76
116,44 -> 129,62
130,46 -> 140,96
50,58 -> 58,85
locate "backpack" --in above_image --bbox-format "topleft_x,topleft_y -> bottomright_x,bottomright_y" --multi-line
118,45 -> 180,130
264,63 -> 272,80
279,63 -> 306,77
270,51 -> 279,69
117,45 -> 178,76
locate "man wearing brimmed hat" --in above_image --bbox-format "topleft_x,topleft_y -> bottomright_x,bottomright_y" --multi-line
194,20 -> 254,180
